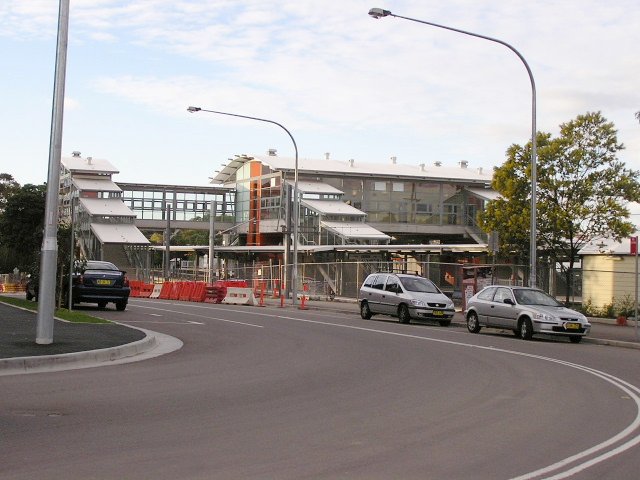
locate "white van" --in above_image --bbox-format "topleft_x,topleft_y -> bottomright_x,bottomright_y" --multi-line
358,273 -> 455,326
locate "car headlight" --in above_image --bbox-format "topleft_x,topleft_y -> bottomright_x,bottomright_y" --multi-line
534,312 -> 558,322
447,302 -> 455,310
410,299 -> 426,307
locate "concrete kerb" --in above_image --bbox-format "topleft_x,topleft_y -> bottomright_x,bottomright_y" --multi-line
0,324 -> 183,376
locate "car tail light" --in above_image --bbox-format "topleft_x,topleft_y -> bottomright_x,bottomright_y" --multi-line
123,275 -> 129,287
78,275 -> 84,285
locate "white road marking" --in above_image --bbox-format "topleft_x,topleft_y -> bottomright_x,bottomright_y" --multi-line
128,300 -> 639,478
126,303 -> 263,328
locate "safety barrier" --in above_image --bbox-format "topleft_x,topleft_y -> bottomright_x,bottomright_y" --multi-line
124,279 -> 269,307
222,287 -> 257,305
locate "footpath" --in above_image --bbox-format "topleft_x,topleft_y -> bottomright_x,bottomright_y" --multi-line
1,296 -> 638,376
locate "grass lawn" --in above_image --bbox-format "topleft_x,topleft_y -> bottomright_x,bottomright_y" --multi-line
0,295 -> 111,324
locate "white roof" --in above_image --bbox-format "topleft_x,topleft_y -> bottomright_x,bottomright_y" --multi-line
286,180 -> 343,195
212,154 -> 493,184
579,232 -> 640,256
80,198 -> 135,217
301,199 -> 366,216
72,177 -> 122,192
467,187 -> 501,201
321,221 -> 391,240
90,223 -> 150,245
62,155 -> 119,175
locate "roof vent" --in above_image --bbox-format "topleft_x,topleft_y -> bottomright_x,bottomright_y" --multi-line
434,160 -> 442,167
419,163 -> 426,171
477,167 -> 483,175
459,160 -> 469,169
72,151 -> 81,157
267,148 -> 277,156
391,156 -> 397,164
349,159 -> 355,167
325,152 -> 330,160
86,156 -> 92,165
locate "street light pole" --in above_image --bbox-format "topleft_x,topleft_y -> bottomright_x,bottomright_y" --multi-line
368,8 -> 538,288
36,0 -> 71,344
187,106 -> 300,304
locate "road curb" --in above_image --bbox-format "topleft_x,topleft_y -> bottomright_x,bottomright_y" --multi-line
0,331 -> 158,376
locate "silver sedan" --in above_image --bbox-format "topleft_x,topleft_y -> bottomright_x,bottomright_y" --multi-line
465,286 -> 591,343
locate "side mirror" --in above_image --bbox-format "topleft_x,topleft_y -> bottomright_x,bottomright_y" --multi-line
504,298 -> 515,305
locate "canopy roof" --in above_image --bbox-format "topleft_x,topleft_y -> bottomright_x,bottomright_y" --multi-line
80,198 -> 135,217
73,177 -> 122,192
90,223 -> 150,245
321,221 -> 390,240
301,199 -> 366,216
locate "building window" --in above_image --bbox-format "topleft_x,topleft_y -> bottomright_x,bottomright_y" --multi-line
374,182 -> 386,192
392,182 -> 404,192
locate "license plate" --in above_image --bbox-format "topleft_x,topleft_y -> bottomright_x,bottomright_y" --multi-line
565,322 -> 581,330
432,310 -> 444,316
96,279 -> 112,285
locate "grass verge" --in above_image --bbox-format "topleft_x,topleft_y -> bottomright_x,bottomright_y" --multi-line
0,295 -> 111,324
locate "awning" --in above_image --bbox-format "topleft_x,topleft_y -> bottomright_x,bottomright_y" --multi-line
73,177 -> 122,192
321,221 -> 390,240
90,223 -> 150,245
285,180 -> 344,195
80,197 -> 135,217
302,199 -> 366,216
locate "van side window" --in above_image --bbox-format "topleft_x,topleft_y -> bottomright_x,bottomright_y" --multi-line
372,275 -> 386,290
385,277 -> 399,293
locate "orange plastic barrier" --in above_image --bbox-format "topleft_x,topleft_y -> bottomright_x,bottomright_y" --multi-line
139,283 -> 154,298
158,282 -> 173,300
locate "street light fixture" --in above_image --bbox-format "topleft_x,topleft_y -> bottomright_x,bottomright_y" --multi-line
187,106 -> 300,304
368,8 -> 538,288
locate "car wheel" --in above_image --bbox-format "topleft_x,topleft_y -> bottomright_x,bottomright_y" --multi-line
438,319 -> 451,327
398,304 -> 411,324
467,311 -> 481,333
360,301 -> 372,319
115,300 -> 127,311
518,317 -> 533,340
569,335 -> 582,344
98,301 -> 107,309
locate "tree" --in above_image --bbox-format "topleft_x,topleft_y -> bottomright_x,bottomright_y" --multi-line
0,183 -> 47,272
636,111 -> 640,124
0,173 -> 20,213
479,112 -> 640,302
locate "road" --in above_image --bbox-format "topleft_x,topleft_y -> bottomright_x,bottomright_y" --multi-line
2,298 -> 639,479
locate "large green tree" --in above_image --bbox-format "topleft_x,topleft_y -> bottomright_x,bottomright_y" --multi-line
479,112 -> 640,300
0,183 -> 47,272
0,173 -> 20,213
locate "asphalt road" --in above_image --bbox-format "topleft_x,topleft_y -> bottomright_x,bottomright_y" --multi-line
2,298 -> 639,480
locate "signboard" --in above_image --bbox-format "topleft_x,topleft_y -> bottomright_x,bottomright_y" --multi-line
631,236 -> 638,255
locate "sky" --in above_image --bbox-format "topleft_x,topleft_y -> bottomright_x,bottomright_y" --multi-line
1,0 -> 639,187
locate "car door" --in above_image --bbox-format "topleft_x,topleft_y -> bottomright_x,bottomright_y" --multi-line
472,286 -> 497,324
367,274 -> 387,314
380,275 -> 401,315
488,287 -> 517,328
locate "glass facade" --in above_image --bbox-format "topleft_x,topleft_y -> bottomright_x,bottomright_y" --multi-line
119,185 -> 234,222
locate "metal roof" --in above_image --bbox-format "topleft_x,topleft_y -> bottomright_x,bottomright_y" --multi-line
80,198 -> 136,217
301,199 -> 366,216
321,221 -> 390,240
286,180 -> 344,195
90,223 -> 150,245
211,154 -> 493,184
61,155 -> 119,175
72,177 -> 122,192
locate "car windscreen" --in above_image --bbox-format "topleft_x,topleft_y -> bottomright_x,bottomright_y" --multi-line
400,277 -> 439,293
84,261 -> 118,271
513,289 -> 563,307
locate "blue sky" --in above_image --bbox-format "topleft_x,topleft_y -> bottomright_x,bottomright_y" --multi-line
1,0 -> 639,187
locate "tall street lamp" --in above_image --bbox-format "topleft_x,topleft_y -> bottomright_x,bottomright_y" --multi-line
369,8 -> 538,288
187,106 -> 300,304
36,0 -> 71,344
